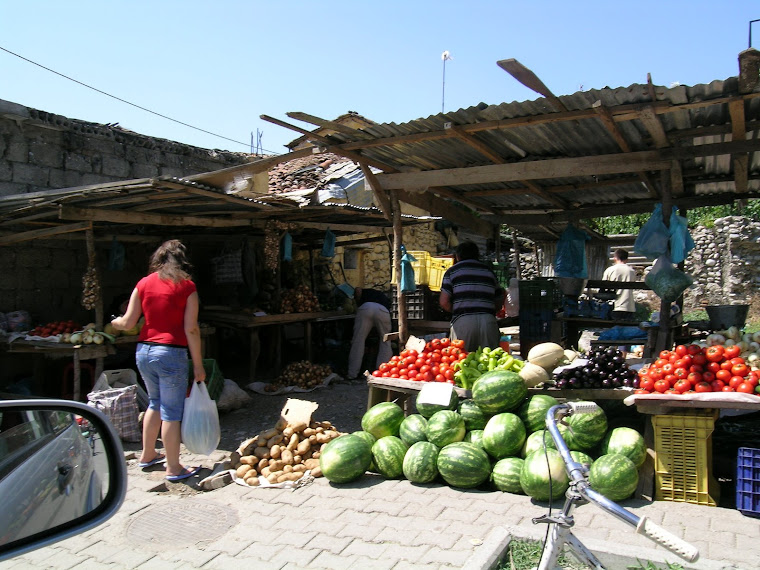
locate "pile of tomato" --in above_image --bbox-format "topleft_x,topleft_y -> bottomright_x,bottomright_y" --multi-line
372,337 -> 468,383
29,320 -> 80,338
635,343 -> 760,395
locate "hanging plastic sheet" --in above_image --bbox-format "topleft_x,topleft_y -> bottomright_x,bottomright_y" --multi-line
634,204 -> 670,260
554,223 -> 590,278
668,211 -> 695,264
321,229 -> 336,258
645,254 -> 694,303
281,232 -> 293,262
400,245 -> 417,293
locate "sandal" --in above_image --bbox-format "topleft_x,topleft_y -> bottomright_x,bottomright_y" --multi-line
165,466 -> 201,482
138,455 -> 166,469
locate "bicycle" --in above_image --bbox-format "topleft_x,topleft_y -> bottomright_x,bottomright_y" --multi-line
532,401 -> 699,570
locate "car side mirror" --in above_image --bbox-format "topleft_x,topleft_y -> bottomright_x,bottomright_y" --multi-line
0,399 -> 127,561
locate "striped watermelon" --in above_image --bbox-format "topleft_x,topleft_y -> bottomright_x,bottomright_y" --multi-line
437,442 -> 492,488
521,429 -> 557,458
517,394 -> 559,434
600,427 -> 647,468
426,410 -> 466,448
416,388 -> 459,418
520,448 -> 569,501
471,370 -> 528,414
361,402 -> 405,439
588,453 -> 638,501
482,413 -> 526,459
319,434 -> 372,483
491,457 -> 525,494
371,436 -> 409,479
458,399 -> 490,430
570,450 -> 595,468
399,414 -> 428,447
463,429 -> 485,449
352,430 -> 378,472
402,441 -> 440,484
561,406 -> 608,451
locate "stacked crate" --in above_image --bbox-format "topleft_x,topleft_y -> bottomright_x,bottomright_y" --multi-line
736,447 -> 760,517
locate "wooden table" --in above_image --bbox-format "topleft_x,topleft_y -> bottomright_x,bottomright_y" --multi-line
200,308 -> 354,380
3,339 -> 113,401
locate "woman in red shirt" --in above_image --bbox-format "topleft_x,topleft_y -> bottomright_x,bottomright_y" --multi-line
111,240 -> 206,482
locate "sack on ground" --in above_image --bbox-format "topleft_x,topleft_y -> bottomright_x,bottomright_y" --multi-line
216,378 -> 252,412
181,381 -> 221,455
87,385 -> 141,442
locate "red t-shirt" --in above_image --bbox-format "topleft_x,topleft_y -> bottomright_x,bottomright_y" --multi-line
136,272 -> 196,346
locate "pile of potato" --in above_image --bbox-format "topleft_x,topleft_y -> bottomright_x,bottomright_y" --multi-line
265,361 -> 332,392
231,417 -> 342,486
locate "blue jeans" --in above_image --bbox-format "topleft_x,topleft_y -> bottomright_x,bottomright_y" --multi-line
136,343 -> 188,422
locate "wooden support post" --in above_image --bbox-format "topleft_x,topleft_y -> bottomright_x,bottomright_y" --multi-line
84,225 -> 104,390
511,229 -> 521,279
390,190 -> 408,345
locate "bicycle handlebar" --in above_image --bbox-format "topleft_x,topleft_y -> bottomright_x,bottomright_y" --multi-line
545,403 -> 699,564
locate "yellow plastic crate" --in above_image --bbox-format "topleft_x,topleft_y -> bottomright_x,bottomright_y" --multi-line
428,256 -> 454,291
391,250 -> 432,286
653,409 -> 720,506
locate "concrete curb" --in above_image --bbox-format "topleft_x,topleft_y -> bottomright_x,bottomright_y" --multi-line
461,526 -> 512,570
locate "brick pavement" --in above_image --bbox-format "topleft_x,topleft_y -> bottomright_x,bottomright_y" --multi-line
2,454 -> 759,570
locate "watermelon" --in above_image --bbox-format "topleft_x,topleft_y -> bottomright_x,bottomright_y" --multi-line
402,441 -> 440,484
319,434 -> 372,483
570,450 -> 595,468
600,427 -> 647,468
482,413 -> 526,459
437,442 -> 492,488
463,429 -> 485,449
491,457 -> 525,493
521,429 -> 557,458
426,410 -> 466,448
352,431 -> 378,472
588,453 -> 639,501
399,414 -> 428,446
517,394 -> 559,434
520,448 -> 569,501
371,436 -> 408,479
561,406 -> 608,451
458,399 -> 490,430
471,370 -> 528,414
361,402 -> 405,439
416,388 -> 459,418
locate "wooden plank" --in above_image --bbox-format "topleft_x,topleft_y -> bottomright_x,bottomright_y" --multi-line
394,189 -> 493,237
184,148 -> 314,185
377,151 -> 671,189
360,163 -> 392,221
729,99 -> 749,193
670,160 -> 684,196
0,221 -> 91,245
638,105 -> 670,149
286,112 -> 374,139
448,125 -> 506,163
59,205 -> 263,228
496,59 -> 569,112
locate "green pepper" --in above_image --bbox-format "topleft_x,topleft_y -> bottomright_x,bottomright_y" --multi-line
510,359 -> 525,372
488,357 -> 498,371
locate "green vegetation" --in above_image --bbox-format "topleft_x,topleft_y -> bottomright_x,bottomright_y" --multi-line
500,539 -> 685,569
584,200 -> 760,235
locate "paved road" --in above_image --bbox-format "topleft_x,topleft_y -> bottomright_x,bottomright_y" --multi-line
2,447 -> 759,570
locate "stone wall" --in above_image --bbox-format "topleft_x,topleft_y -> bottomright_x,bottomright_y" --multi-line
684,216 -> 760,309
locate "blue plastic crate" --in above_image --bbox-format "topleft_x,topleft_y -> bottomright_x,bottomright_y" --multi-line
736,447 -> 760,518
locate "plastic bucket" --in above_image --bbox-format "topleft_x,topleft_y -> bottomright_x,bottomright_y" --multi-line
705,305 -> 749,330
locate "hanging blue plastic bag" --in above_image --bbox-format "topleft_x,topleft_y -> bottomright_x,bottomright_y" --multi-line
634,204 -> 670,260
321,229 -> 336,258
281,232 -> 292,262
181,381 -> 220,456
554,223 -> 590,278
668,211 -> 695,264
400,246 -> 417,293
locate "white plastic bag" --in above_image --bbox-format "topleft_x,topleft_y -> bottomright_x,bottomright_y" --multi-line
181,381 -> 221,455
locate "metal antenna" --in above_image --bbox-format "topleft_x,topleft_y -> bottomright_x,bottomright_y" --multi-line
441,51 -> 451,113
750,18 -> 760,49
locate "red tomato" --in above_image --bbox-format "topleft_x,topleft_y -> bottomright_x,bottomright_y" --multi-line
695,381 -> 713,393
675,345 -> 688,357
723,345 -> 741,359
451,339 -> 465,349
444,369 -> 455,381
711,379 -> 726,391
660,350 -> 672,360
407,370 -> 418,380
689,365 -> 704,374
390,367 -> 399,376
648,368 -> 662,381
679,355 -> 693,368
702,370 -> 716,383
674,379 -> 691,393
731,357 -> 746,366
420,365 -> 431,374
729,376 -> 746,390
707,361 -> 722,374
692,353 -> 707,366
705,346 -> 725,362
372,369 -> 381,376
634,389 -> 651,394
665,374 -> 677,386
687,372 -> 702,385
654,379 -> 669,393
720,360 -> 734,371
674,368 -> 688,379
440,337 -> 451,347
737,382 -> 756,394
722,385 -> 735,392
639,377 -> 655,392
655,358 -> 669,368
435,374 -> 445,383
381,372 -> 391,378
687,344 -> 702,355
440,356 -> 451,364
662,363 -> 675,375
716,369 -> 732,382
431,366 -> 440,375
415,358 -> 425,368
745,376 -> 759,388
732,363 -> 749,378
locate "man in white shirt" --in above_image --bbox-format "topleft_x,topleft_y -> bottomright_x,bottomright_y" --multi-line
602,248 -> 637,321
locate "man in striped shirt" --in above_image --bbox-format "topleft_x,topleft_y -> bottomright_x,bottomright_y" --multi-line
439,241 -> 504,352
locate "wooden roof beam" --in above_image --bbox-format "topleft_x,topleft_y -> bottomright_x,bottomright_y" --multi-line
286,112 -> 374,139
729,99 -> 749,193
0,221 -> 91,246
496,59 -> 569,112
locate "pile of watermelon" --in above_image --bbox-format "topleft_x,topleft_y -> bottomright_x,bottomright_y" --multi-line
319,370 -> 645,502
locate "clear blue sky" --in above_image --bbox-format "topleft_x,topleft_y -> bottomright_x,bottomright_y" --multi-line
2,1 -> 758,156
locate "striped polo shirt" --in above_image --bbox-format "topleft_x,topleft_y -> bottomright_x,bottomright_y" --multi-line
440,259 -> 501,323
